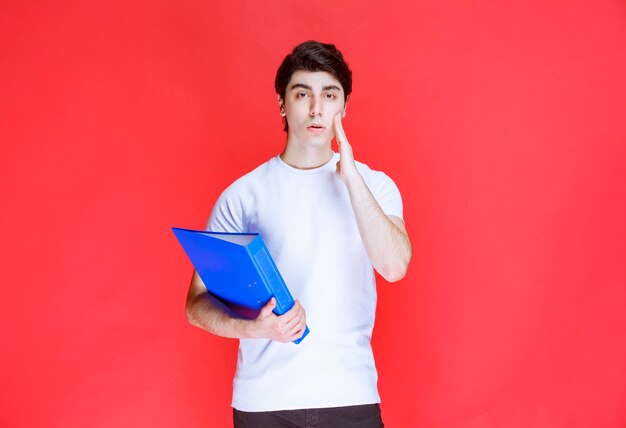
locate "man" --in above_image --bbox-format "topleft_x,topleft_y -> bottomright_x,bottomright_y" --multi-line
186,40 -> 411,427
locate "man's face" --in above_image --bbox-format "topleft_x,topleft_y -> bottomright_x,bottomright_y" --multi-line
280,70 -> 347,148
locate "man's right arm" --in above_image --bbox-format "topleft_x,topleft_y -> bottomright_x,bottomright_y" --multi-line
185,270 -> 307,343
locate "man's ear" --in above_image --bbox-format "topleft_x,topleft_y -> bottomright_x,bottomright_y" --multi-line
342,95 -> 349,118
277,95 -> 286,116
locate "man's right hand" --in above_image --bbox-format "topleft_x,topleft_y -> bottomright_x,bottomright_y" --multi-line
250,298 -> 307,343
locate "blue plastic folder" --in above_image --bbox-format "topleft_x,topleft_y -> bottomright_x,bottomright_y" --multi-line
172,227 -> 309,344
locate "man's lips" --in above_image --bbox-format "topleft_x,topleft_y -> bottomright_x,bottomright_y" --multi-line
307,123 -> 326,133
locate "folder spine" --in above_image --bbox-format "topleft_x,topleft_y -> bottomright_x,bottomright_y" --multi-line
248,243 -> 294,315
246,235 -> 309,344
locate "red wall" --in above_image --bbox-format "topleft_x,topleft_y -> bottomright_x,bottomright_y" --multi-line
2,1 -> 625,427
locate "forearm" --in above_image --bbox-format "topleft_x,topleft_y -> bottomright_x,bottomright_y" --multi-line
186,289 -> 255,339
344,172 -> 412,282
185,271 -> 307,342
332,113 -> 411,281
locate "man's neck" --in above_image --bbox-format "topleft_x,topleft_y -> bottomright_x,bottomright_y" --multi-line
280,141 -> 333,170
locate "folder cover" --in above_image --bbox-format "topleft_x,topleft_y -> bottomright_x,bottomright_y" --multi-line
172,227 -> 309,344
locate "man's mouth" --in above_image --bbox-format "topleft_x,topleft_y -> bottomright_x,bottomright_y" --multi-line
307,123 -> 326,132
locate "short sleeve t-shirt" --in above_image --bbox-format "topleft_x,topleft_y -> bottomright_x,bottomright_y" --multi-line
208,152 -> 403,411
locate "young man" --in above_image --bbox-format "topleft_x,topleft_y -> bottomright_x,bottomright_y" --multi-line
186,40 -> 412,427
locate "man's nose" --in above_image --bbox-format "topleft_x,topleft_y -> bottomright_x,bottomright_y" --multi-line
310,97 -> 322,116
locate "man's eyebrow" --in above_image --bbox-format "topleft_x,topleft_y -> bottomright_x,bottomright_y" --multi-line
289,83 -> 312,91
288,83 -> 343,92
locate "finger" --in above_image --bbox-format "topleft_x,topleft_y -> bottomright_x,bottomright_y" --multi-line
259,297 -> 276,318
289,315 -> 307,337
334,113 -> 346,144
334,115 -> 352,156
334,112 -> 342,128
282,307 -> 304,331
274,316 -> 301,343
285,320 -> 306,341
278,301 -> 302,325
286,300 -> 302,316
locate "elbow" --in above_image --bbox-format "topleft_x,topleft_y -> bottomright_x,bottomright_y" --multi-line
185,306 -> 196,327
378,260 -> 409,283
378,247 -> 412,283
185,299 -> 201,328
382,268 -> 407,283
185,293 -> 223,335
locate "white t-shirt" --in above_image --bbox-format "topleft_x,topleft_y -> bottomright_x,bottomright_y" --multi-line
207,152 -> 403,411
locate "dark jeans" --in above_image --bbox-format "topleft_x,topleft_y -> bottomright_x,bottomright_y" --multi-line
233,403 -> 384,428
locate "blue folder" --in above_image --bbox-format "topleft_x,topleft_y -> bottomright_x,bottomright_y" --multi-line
172,227 -> 309,344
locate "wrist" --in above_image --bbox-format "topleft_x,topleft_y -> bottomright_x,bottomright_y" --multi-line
217,310 -> 258,339
342,168 -> 364,187
236,317 -> 259,339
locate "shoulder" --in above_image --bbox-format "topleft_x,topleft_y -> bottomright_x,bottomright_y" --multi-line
208,156 -> 280,232
219,156 -> 280,198
354,157 -> 404,219
354,158 -> 398,191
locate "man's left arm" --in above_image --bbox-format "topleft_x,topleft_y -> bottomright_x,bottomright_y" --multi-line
334,113 -> 412,282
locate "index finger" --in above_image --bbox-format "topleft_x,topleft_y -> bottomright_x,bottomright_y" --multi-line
333,113 -> 348,144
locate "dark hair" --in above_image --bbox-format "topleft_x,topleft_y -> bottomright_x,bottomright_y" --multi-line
275,40 -> 353,131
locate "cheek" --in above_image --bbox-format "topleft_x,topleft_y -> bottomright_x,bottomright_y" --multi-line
329,101 -> 345,116
285,104 -> 308,122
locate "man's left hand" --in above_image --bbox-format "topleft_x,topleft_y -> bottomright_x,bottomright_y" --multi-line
334,113 -> 360,183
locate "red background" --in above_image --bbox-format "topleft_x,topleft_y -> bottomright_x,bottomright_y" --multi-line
2,1 -> 625,427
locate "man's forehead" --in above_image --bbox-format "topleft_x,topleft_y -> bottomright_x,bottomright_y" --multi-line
287,70 -> 343,91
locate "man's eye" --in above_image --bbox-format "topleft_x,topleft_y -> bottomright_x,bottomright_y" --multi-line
297,92 -> 308,98
325,93 -> 336,100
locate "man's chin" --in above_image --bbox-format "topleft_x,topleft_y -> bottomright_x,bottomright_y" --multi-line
298,134 -> 332,148
307,138 -> 332,149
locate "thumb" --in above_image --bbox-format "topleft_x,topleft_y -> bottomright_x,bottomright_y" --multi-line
259,297 -> 276,317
